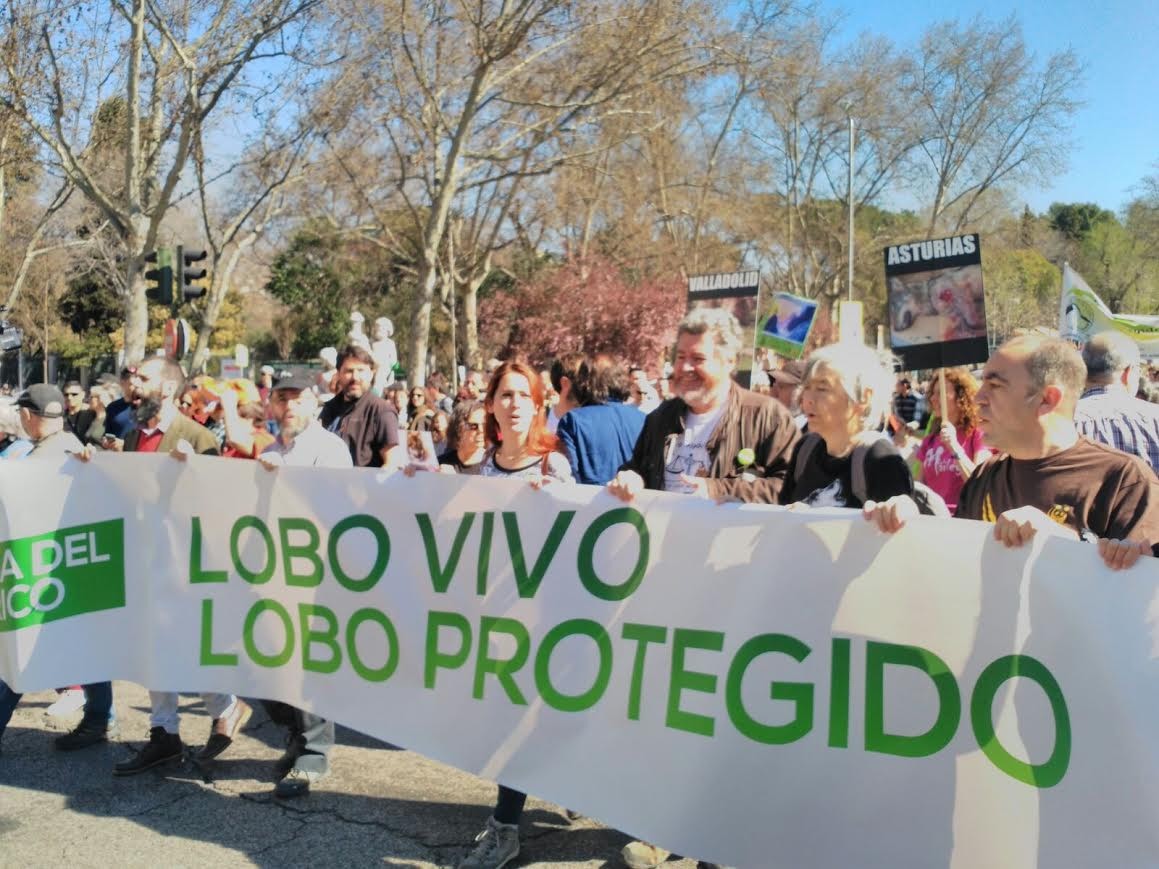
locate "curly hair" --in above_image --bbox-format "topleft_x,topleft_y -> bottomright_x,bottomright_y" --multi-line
930,367 -> 981,434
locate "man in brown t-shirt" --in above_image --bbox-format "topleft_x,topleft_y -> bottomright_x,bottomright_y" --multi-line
866,336 -> 1159,569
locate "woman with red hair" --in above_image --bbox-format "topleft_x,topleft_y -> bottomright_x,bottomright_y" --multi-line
459,359 -> 572,869
478,359 -> 572,483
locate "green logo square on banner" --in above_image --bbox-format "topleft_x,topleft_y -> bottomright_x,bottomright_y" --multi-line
0,519 -> 126,631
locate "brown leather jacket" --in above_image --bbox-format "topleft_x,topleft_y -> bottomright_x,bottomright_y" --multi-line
619,382 -> 800,503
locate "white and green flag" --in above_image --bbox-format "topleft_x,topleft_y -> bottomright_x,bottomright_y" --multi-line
1060,263 -> 1159,353
2,455 -> 1158,867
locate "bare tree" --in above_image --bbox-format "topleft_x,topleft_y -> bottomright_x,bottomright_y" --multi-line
186,127 -> 314,371
322,0 -> 709,384
0,0 -> 323,360
901,16 -> 1082,236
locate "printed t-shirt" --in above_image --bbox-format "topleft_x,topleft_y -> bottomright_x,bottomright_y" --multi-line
916,426 -> 988,512
479,449 -> 573,483
779,435 -> 914,508
663,403 -> 726,494
956,437 -> 1159,553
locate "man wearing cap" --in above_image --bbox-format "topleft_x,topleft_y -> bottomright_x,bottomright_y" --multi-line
0,385 -> 117,753
768,361 -> 807,429
19,384 -> 84,457
255,372 -> 352,796
91,357 -> 252,774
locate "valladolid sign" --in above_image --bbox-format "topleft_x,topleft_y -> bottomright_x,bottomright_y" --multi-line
2,455 -> 1157,868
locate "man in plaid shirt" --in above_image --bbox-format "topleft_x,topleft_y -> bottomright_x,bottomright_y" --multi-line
1075,330 -> 1159,475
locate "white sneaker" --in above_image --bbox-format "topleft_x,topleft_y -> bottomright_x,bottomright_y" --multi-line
457,816 -> 520,869
622,841 -> 671,869
46,688 -> 86,717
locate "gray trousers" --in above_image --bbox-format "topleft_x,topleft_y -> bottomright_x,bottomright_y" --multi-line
262,700 -> 334,775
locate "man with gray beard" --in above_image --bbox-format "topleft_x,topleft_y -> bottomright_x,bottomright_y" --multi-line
257,372 -> 352,796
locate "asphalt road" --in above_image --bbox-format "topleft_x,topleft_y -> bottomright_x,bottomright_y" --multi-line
0,682 -> 703,869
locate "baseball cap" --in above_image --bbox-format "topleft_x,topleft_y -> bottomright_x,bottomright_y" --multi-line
271,372 -> 315,393
769,361 -> 807,386
17,384 -> 66,418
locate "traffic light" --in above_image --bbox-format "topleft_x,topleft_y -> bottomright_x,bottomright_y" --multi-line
178,245 -> 209,300
144,248 -> 174,306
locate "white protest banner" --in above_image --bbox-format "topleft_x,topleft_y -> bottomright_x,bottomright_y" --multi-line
1060,263 -> 1159,354
2,454 -> 1159,868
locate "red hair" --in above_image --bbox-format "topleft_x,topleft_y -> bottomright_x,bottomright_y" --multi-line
484,360 -> 559,456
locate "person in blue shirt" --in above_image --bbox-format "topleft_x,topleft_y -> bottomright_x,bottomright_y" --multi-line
555,353 -> 645,486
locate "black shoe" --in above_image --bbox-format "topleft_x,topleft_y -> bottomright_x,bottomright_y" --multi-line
274,767 -> 316,799
273,731 -> 306,779
113,727 -> 183,776
196,699 -> 252,762
56,721 -> 118,752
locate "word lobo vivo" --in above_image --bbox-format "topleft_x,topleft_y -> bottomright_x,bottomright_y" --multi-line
0,519 -> 126,630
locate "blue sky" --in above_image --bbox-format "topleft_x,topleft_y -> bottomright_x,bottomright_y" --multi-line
821,0 -> 1159,215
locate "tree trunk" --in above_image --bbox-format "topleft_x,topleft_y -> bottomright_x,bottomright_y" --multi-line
408,255 -> 438,386
462,270 -> 483,369
123,263 -> 150,362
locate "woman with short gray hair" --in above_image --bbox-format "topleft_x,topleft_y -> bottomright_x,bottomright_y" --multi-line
779,342 -> 914,508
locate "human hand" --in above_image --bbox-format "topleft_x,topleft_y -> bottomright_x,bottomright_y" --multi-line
938,422 -> 960,452
169,439 -> 194,461
993,507 -> 1077,548
69,445 -> 97,463
678,473 -> 709,498
1097,538 -> 1151,571
607,470 -> 645,502
862,495 -> 920,533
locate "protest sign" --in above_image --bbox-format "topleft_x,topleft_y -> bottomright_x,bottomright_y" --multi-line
885,234 -> 989,370
3,455 -> 1159,868
1060,264 -> 1159,353
756,292 -> 818,359
687,271 -> 761,380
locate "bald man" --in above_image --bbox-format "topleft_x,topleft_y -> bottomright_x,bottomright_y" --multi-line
866,336 -> 1159,570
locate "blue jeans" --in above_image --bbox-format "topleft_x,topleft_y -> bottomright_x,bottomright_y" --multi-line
81,681 -> 114,729
0,680 -> 113,741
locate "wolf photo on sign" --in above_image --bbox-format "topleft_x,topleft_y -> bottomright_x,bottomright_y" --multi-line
884,234 -> 989,370
888,265 -> 986,346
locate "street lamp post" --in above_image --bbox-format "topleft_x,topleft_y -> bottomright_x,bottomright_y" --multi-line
847,114 -> 855,302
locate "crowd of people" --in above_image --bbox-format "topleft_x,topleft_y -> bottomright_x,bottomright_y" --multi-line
2,309 -> 1159,869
